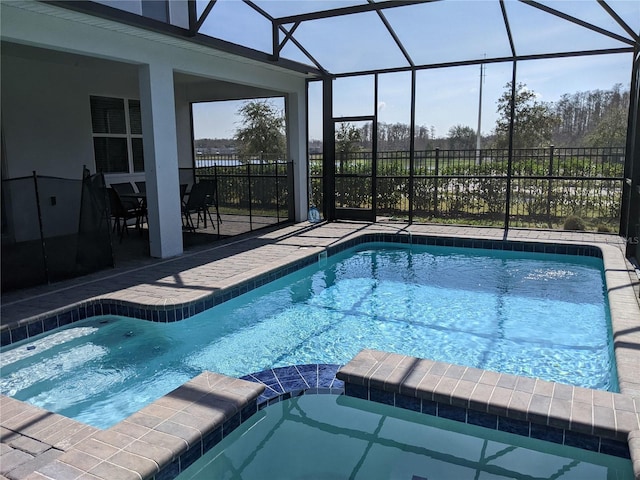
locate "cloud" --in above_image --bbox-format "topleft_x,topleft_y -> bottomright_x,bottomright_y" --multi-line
377,101 -> 386,112
518,85 -> 543,99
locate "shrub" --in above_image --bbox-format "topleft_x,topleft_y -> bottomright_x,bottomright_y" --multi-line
596,224 -> 611,233
563,215 -> 586,231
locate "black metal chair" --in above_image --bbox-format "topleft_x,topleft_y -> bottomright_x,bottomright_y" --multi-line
182,181 -> 220,231
108,188 -> 144,242
113,182 -> 147,227
111,181 -> 135,195
179,183 -> 188,203
135,181 -> 146,193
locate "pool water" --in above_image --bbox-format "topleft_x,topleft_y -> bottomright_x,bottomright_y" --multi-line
0,244 -> 615,429
176,394 -> 633,480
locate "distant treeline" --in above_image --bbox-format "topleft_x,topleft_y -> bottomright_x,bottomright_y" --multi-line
196,83 -> 629,152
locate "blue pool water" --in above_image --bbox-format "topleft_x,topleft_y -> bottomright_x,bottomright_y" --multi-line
176,394 -> 633,480
0,244 -> 615,429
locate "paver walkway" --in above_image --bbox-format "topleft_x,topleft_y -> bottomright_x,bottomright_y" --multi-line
2,221 -> 634,328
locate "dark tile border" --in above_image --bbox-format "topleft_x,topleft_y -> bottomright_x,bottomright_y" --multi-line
161,361 -> 630,480
0,234 -> 604,348
151,365 -> 344,480
342,382 -> 631,460
152,405 -> 254,480
240,364 -> 345,407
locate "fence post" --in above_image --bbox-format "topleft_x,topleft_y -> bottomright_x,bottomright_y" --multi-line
547,145 -> 554,228
275,160 -> 280,223
433,148 -> 440,216
247,163 -> 253,231
214,165 -> 221,232
287,161 -> 295,222
32,171 -> 50,284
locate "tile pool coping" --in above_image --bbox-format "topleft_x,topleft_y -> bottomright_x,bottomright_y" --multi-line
1,224 -> 639,479
337,350 -> 639,464
5,360 -> 634,480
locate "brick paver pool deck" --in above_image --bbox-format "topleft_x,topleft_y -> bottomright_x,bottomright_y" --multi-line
1,222 -> 639,479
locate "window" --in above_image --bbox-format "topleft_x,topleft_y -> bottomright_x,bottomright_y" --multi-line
90,96 -> 144,173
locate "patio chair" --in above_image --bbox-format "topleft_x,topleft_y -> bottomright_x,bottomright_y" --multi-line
112,182 -> 147,226
107,188 -> 144,242
179,183 -> 188,207
182,181 -> 219,231
202,180 -> 222,226
111,181 -> 136,196
135,181 -> 146,193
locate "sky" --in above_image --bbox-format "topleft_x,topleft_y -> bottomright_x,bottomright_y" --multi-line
191,0 -> 638,142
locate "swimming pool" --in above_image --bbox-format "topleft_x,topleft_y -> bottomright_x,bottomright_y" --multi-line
176,393 -> 633,479
0,243 -> 615,429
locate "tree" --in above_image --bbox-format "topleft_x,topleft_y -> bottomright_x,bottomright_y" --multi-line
493,82 -> 559,149
335,122 -> 362,155
584,101 -> 628,147
335,122 -> 362,174
447,125 -> 476,150
553,83 -> 629,147
378,122 -> 411,151
235,100 -> 286,161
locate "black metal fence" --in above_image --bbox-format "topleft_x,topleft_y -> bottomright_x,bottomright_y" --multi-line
190,155 -> 294,231
1,171 -> 114,292
310,146 -> 625,232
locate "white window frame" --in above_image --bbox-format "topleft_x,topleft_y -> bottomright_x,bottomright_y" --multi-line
90,96 -> 143,174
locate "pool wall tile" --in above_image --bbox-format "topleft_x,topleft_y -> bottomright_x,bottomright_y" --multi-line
179,439 -> 203,471
600,437 -> 632,459
530,423 -> 564,444
467,410 -> 498,429
27,319 -> 43,337
222,412 -> 241,437
331,379 -> 345,390
0,328 -> 11,346
297,364 -> 319,388
57,310 -> 72,327
345,383 -> 368,400
395,394 -> 421,412
201,426 -> 222,453
370,388 -> 394,406
154,458 -> 180,480
337,349 -> 638,461
564,430 -> 600,452
438,403 -> 467,423
10,324 -> 27,343
240,402 -> 257,422
416,398 -> 436,416
498,417 -> 530,436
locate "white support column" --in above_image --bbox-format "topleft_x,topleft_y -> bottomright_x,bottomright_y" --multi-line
139,63 -> 184,258
286,90 -> 308,222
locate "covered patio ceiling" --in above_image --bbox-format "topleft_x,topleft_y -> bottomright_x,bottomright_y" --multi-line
49,0 -> 640,77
